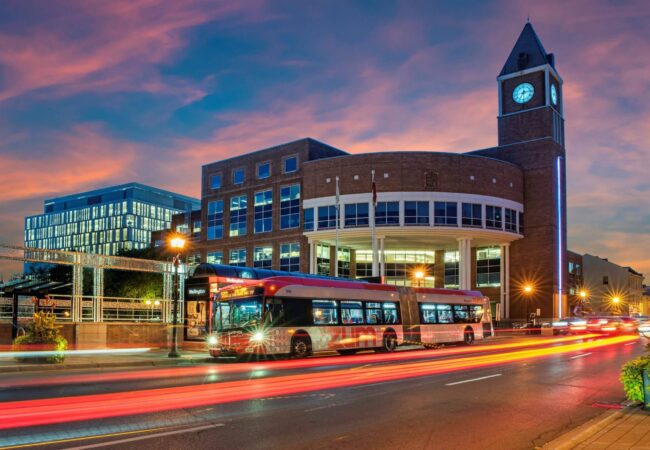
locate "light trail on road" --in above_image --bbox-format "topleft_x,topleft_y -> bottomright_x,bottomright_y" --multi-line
0,335 -> 637,430
0,334 -> 600,389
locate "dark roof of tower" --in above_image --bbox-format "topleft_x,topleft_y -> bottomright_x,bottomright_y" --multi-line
499,23 -> 555,77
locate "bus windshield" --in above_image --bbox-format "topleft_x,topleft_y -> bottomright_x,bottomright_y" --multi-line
214,296 -> 263,331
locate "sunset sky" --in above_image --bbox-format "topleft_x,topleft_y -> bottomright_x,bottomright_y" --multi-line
0,0 -> 648,279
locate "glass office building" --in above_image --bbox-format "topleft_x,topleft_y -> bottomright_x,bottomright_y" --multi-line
24,183 -> 199,255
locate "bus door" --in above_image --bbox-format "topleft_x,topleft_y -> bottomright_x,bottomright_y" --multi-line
396,287 -> 421,344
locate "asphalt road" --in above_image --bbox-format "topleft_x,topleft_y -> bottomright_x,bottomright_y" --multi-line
0,334 -> 646,450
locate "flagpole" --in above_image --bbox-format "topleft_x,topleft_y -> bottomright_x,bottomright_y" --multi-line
371,170 -> 378,277
335,176 -> 340,277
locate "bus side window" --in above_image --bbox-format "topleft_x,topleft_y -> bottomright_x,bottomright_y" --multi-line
365,302 -> 383,325
382,302 -> 398,324
437,304 -> 453,324
420,303 -> 437,324
453,305 -> 470,323
469,305 -> 484,323
313,300 -> 339,325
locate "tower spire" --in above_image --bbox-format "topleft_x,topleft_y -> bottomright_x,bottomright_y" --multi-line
499,22 -> 555,77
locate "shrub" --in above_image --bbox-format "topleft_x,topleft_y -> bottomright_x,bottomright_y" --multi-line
12,311 -> 68,363
620,355 -> 650,403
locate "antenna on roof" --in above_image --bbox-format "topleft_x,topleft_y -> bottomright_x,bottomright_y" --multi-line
526,15 -> 530,23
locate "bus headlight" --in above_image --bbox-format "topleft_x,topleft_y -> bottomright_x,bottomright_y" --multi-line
207,335 -> 218,346
250,331 -> 266,343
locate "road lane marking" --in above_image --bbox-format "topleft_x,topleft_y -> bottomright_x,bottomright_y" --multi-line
445,373 -> 502,386
569,352 -> 592,359
624,342 -> 637,346
64,423 -> 225,449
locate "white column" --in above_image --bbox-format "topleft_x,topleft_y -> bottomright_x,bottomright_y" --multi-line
309,240 -> 317,274
499,243 -> 510,320
458,238 -> 472,290
379,237 -> 385,277
504,243 -> 510,318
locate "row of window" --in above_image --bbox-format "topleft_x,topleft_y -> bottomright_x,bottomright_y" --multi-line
419,303 -> 483,324
207,185 -> 300,240
207,243 -> 301,272
312,300 -> 400,326
304,201 -> 521,233
209,156 -> 298,190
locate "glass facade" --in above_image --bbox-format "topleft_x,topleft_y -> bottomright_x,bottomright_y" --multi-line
485,205 -> 502,229
444,250 -> 459,288
337,247 -> 351,278
229,248 -> 247,267
356,250 -> 435,287
316,243 -> 330,276
462,203 -> 482,227
253,246 -> 273,268
254,190 -> 273,234
434,202 -> 457,226
207,251 -> 223,264
229,195 -> 247,237
375,202 -> 400,226
405,201 -> 429,226
344,203 -> 369,228
280,184 -> 300,230
24,183 -> 198,255
207,200 -> 224,240
280,243 -> 300,272
476,247 -> 501,287
318,206 -> 337,230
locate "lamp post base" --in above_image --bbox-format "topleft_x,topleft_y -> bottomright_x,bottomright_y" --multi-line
168,349 -> 181,358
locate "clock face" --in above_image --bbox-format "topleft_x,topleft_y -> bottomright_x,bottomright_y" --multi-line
513,82 -> 534,104
551,84 -> 558,105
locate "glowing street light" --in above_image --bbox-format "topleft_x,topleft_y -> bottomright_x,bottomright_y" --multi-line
413,269 -> 425,287
168,235 -> 186,358
612,296 -> 621,304
579,290 -> 588,299
522,284 -> 535,326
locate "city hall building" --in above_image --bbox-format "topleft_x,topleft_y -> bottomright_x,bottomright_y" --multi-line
199,23 -> 568,320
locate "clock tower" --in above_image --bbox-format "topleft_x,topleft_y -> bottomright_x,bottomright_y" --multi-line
497,22 -> 564,147
471,22 -> 568,320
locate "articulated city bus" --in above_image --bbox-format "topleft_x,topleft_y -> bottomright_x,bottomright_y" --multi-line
208,276 -> 492,358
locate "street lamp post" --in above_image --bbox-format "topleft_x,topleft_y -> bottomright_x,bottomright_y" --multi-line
414,270 -> 424,288
168,236 -> 185,358
523,284 -> 534,326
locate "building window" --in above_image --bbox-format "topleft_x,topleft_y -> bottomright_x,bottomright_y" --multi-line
187,254 -> 201,265
304,207 -> 314,231
207,200 -> 224,240
318,205 -> 337,230
233,168 -> 245,185
603,276 -> 609,285
254,190 -> 273,234
257,162 -> 271,179
280,243 -> 300,272
434,202 -> 457,226
344,203 -> 369,228
476,247 -> 501,287
462,203 -> 482,227
317,243 -> 330,276
229,248 -> 247,267
253,246 -> 273,268
207,251 -> 223,264
444,250 -> 459,288
337,248 -> 351,278
485,205 -> 502,229
210,174 -> 221,190
280,184 -> 300,229
518,212 -> 524,235
405,201 -> 429,226
375,202 -> 399,226
505,208 -> 517,232
355,250 -> 435,287
229,195 -> 247,237
284,156 -> 297,174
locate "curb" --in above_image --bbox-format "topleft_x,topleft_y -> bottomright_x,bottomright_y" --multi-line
540,404 -> 642,450
0,357 -> 214,373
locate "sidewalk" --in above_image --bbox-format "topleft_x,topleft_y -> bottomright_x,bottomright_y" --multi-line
0,348 -> 212,373
542,405 -> 650,450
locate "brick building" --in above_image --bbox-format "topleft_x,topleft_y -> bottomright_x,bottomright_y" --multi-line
199,23 -> 568,320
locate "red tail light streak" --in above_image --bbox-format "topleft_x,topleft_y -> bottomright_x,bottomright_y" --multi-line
0,335 -> 637,430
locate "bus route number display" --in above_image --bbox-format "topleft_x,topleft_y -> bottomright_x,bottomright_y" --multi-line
220,286 -> 258,300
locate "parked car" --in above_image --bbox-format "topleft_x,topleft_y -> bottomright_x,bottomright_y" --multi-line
586,316 -> 637,335
551,317 -> 588,335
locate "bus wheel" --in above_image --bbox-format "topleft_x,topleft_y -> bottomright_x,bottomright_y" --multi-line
380,332 -> 398,352
291,335 -> 312,358
463,327 -> 475,345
